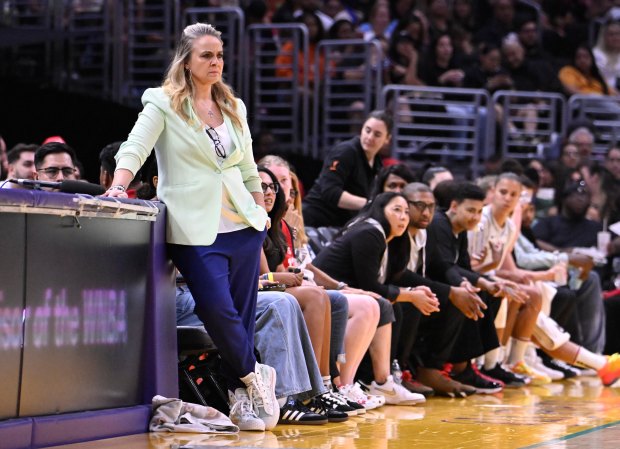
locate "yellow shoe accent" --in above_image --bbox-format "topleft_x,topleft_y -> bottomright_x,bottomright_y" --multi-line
510,361 -> 551,385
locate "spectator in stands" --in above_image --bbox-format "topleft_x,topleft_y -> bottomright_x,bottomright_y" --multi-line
474,0 -> 516,47
514,179 -> 607,355
593,19 -> 620,92
542,2 -> 582,69
568,126 -> 595,167
387,31 -> 423,85
418,33 -> 465,88
559,44 -> 616,96
501,34 -> 558,93
358,1 -> 392,44
463,42 -> 513,93
175,282 -> 328,425
387,0 -> 423,38
369,163 -> 416,198
534,179 -> 602,252
1,143 -> 36,189
103,23 -> 277,432
302,110 -> 392,227
516,18 -> 548,63
275,11 -> 328,89
426,0 -> 451,42
559,141 -> 581,171
34,142 -> 78,183
452,0 -> 477,34
99,141 -> 143,198
500,35 -> 560,140
422,165 -> 453,191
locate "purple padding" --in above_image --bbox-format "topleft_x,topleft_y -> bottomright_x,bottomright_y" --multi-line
31,190 -> 82,209
31,405 -> 151,448
0,418 -> 33,449
0,189 -> 35,207
142,203 -> 179,402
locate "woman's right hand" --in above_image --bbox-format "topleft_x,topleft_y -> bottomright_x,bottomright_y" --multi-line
279,271 -> 304,287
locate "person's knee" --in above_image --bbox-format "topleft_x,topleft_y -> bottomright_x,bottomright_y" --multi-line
524,287 -> 543,312
356,295 -> 380,322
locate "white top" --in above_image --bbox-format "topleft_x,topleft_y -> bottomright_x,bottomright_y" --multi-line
213,122 -> 249,233
407,229 -> 427,277
468,205 -> 515,275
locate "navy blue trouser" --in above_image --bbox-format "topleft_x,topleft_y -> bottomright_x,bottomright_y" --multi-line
168,227 -> 266,390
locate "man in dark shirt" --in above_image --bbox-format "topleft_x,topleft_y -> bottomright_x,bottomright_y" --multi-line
302,111 -> 390,227
533,180 -> 602,251
501,38 -> 558,93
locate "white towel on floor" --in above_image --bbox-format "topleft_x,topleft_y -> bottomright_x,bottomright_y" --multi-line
150,395 -> 238,434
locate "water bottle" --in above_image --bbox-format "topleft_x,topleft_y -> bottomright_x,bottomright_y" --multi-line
391,359 -> 402,385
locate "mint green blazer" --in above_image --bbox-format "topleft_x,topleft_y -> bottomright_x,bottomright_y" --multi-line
116,88 -> 268,245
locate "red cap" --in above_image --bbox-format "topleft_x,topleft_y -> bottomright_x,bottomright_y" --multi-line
42,135 -> 66,144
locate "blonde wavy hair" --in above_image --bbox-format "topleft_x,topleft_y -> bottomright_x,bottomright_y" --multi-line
162,22 -> 243,131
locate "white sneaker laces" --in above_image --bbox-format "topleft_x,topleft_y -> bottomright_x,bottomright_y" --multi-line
248,374 -> 273,415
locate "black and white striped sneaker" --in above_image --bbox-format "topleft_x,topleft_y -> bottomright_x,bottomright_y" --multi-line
279,398 -> 328,425
307,393 -> 350,422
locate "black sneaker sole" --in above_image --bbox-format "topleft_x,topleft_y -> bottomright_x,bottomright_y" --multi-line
279,417 -> 328,425
327,414 -> 349,423
473,386 -> 503,394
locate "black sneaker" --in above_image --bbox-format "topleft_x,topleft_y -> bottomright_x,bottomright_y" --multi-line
307,393 -> 350,422
479,363 -> 527,388
538,352 -> 579,379
452,362 -> 504,394
279,398 -> 328,425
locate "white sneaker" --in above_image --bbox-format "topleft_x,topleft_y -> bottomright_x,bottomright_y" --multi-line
339,383 -> 374,411
368,375 -> 426,405
525,347 -> 563,381
242,363 -> 279,430
228,388 -> 265,431
356,381 -> 386,408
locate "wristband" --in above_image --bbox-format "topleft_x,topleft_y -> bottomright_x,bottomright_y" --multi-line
267,272 -> 274,282
108,185 -> 126,192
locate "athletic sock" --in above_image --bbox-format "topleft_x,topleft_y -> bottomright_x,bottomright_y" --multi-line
574,347 -> 606,370
507,338 -> 530,366
484,348 -> 500,370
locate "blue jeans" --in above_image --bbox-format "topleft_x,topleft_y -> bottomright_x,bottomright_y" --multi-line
176,285 -> 204,327
255,292 -> 326,400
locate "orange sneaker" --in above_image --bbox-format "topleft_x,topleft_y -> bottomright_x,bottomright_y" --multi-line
598,353 -> 620,387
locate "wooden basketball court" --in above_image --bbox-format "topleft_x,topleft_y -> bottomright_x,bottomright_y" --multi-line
45,375 -> 620,449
